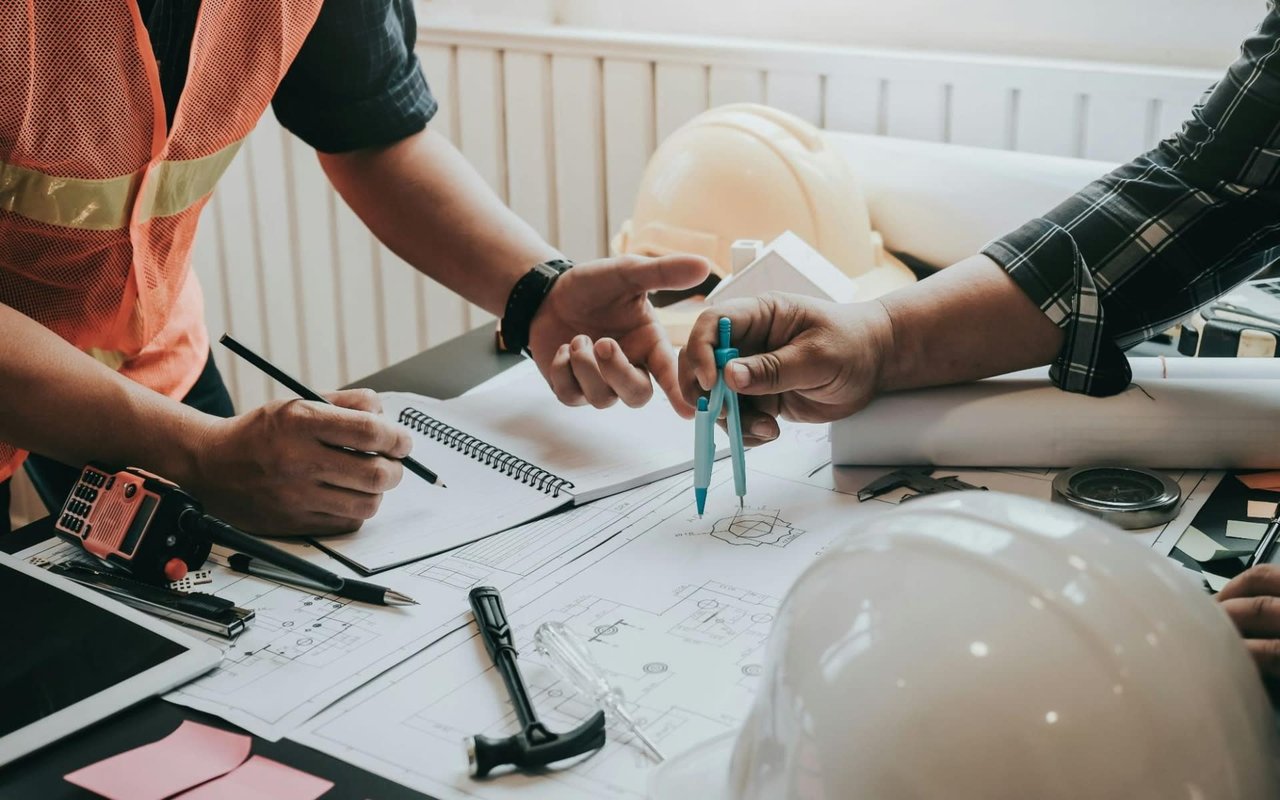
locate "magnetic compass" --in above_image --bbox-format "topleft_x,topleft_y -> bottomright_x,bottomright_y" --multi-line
1051,466 -> 1181,530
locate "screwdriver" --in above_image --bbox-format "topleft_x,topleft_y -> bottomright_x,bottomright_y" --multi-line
533,621 -> 665,762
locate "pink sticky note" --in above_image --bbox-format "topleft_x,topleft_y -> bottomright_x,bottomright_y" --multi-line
64,721 -> 251,800
175,755 -> 333,800
1237,471 -> 1280,491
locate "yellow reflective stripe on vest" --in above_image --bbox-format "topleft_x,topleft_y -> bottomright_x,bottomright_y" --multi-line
0,162 -> 137,230
137,141 -> 242,222
85,348 -> 128,371
0,139 -> 242,230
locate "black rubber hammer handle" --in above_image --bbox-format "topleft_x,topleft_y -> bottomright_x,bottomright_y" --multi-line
469,586 -> 537,729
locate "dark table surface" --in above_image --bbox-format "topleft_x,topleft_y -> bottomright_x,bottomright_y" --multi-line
0,324 -> 520,800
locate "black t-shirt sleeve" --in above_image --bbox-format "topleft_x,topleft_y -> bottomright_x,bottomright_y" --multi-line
272,0 -> 437,153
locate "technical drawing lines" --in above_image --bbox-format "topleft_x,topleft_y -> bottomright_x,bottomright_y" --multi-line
705,507 -> 805,547
407,560 -> 486,589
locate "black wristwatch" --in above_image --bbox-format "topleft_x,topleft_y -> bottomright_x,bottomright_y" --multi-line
497,259 -> 574,356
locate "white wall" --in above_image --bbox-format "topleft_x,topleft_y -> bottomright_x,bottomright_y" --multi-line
423,0 -> 1266,70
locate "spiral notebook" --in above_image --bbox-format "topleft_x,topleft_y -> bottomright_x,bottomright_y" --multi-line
313,362 -> 715,573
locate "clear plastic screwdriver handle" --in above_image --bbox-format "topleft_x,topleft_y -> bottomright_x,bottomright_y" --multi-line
534,621 -> 665,761
534,621 -> 624,711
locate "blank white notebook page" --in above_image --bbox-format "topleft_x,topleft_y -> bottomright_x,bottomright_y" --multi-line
394,359 -> 704,503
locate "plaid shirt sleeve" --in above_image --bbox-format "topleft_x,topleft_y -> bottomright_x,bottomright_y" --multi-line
272,0 -> 437,153
982,2 -> 1280,396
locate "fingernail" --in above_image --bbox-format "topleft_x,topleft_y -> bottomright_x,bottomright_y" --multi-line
573,335 -> 588,349
728,362 -> 749,387
752,420 -> 773,437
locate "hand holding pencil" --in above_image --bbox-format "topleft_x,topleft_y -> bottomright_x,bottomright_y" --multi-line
220,334 -> 442,486
172,335 -> 445,537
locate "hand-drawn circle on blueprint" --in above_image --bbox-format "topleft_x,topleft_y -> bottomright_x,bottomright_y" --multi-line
312,622 -> 322,628
298,637 -> 314,646
547,689 -> 563,698
751,613 -> 773,624
594,624 -> 620,636
742,664 -> 763,677
697,599 -> 719,609
282,620 -> 294,627
643,662 -> 669,674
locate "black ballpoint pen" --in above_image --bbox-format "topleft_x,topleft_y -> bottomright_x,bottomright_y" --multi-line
1248,514 -> 1280,570
219,333 -> 445,487
227,553 -> 417,606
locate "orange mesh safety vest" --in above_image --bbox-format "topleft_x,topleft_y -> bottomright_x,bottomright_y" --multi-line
0,2 -> 324,483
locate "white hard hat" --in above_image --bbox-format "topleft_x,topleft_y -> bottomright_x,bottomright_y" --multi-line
613,103 -> 885,281
650,492 -> 1279,800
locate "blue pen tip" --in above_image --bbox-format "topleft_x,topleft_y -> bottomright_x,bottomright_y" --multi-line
695,488 -> 707,516
718,317 -> 731,348
697,396 -> 708,412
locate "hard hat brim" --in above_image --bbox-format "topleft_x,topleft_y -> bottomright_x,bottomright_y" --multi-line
646,730 -> 736,800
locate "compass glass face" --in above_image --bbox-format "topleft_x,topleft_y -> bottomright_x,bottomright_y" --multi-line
1067,468 -> 1166,506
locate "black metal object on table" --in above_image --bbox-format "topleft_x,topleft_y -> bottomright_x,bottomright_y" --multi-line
857,468 -> 989,503
465,586 -> 606,778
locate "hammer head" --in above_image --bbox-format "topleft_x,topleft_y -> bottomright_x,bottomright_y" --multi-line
467,710 -> 607,778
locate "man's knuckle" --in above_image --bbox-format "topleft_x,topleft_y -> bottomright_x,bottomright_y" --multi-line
385,461 -> 404,489
1250,595 -> 1277,624
1251,564 -> 1280,590
756,352 -> 783,387
625,387 -> 653,408
395,432 -> 413,457
1260,639 -> 1280,671
282,399 -> 311,423
375,459 -> 400,488
355,415 -> 383,444
353,494 -> 381,520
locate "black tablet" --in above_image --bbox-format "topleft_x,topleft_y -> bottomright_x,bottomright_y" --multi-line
0,553 -> 220,766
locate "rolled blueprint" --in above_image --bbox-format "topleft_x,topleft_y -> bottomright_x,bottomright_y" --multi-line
831,358 -> 1280,468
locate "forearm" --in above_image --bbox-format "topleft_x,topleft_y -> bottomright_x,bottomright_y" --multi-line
0,303 -> 209,483
875,255 -> 1063,392
318,128 -> 560,315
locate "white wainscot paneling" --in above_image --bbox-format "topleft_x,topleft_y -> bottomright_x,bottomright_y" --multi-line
194,22 -> 1217,414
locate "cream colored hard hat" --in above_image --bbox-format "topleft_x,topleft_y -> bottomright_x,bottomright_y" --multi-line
613,103 -> 880,280
651,492 -> 1279,800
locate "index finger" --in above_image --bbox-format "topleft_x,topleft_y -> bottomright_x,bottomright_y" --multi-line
642,338 -> 695,418
307,404 -> 413,459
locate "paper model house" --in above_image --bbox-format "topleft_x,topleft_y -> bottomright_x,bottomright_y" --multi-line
707,231 -> 857,304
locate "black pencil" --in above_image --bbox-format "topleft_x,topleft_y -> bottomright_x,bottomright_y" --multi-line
219,334 -> 444,487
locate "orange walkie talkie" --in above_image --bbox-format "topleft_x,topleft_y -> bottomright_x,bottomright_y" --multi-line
55,465 -> 210,585
55,463 -> 346,590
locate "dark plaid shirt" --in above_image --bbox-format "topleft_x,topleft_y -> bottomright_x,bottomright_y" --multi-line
136,0 -> 436,152
983,2 -> 1280,396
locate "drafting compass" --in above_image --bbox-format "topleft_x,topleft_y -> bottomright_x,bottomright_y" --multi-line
693,317 -> 747,515
1051,465 -> 1181,530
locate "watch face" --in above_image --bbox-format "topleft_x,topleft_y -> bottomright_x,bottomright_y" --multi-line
1066,467 -> 1168,507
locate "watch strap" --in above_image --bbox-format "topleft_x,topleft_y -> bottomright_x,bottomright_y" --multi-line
498,259 -> 574,355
